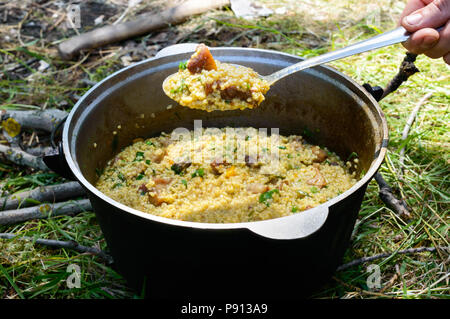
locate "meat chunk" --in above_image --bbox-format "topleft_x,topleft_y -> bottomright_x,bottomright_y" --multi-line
171,161 -> 191,175
187,44 -> 217,74
220,86 -> 252,101
147,177 -> 173,207
246,183 -> 269,194
312,146 -> 328,163
307,167 -> 327,188
210,158 -> 228,175
148,149 -> 167,164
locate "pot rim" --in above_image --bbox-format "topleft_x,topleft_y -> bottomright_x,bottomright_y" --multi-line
62,46 -> 388,230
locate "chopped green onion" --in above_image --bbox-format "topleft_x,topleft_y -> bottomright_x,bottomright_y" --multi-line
192,168 -> 205,178
259,189 -> 279,207
134,151 -> 145,162
179,61 -> 187,70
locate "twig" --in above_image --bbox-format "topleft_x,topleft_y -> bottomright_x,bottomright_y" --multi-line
336,246 -> 448,272
0,109 -> 68,133
0,144 -> 48,171
374,172 -> 411,220
0,182 -> 86,211
0,198 -> 92,225
0,232 -> 113,264
399,92 -> 433,171
380,52 -> 419,100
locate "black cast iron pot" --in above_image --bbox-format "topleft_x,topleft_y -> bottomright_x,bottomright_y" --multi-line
49,45 -> 388,299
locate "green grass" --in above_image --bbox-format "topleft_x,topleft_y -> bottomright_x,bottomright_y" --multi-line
0,0 -> 448,299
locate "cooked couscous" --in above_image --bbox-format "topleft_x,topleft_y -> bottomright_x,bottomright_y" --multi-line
95,127 -> 358,223
163,44 -> 270,111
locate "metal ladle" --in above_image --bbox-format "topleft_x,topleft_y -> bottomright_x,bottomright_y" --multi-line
163,26 -> 439,97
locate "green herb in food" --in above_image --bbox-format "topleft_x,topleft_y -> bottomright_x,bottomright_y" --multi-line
192,168 -> 205,178
179,61 -> 187,70
259,189 -> 279,207
134,151 -> 145,162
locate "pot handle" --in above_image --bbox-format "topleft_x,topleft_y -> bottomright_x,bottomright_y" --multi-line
247,205 -> 329,240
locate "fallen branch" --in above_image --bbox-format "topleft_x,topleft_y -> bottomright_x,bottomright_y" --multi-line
0,182 -> 86,211
58,0 -> 231,60
0,109 -> 68,133
0,144 -> 48,171
399,92 -> 433,171
374,172 -> 411,220
0,232 -> 113,264
24,145 -> 54,156
336,246 -> 448,272
0,198 -> 92,225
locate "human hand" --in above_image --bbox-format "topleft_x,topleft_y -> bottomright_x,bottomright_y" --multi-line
400,0 -> 450,64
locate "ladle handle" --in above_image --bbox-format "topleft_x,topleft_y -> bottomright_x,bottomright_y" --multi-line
264,26 -> 416,85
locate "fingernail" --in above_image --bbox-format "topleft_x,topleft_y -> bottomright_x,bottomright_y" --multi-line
405,13 -> 422,25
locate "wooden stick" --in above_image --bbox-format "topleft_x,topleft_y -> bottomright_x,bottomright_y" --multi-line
0,182 -> 86,211
399,92 -> 433,170
380,53 -> 419,100
0,232 -> 113,264
24,145 -> 54,156
0,144 -> 48,171
374,172 -> 411,220
0,109 -> 68,133
58,0 -> 230,60
0,198 -> 92,225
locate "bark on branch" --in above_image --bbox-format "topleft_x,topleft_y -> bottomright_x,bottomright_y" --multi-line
374,172 -> 411,220
0,199 -> 92,225
0,182 -> 86,211
0,144 -> 48,171
0,109 -> 68,133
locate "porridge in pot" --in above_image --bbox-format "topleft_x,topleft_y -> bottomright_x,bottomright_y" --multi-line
95,127 -> 358,223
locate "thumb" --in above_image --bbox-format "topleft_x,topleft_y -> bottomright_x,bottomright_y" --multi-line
402,0 -> 450,31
